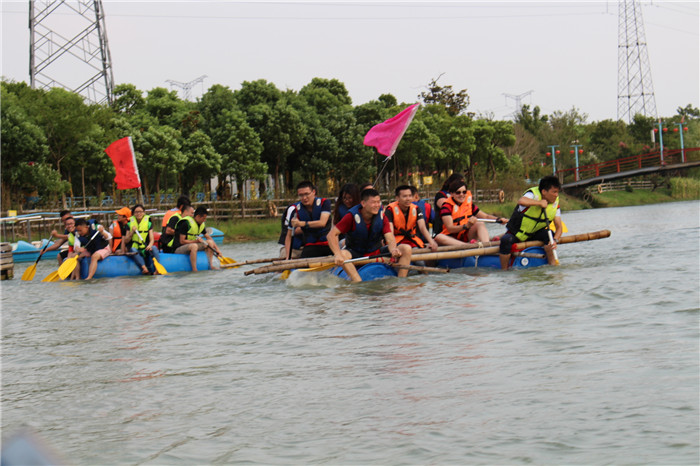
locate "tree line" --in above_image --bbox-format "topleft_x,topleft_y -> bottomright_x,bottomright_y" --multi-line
2,76 -> 698,211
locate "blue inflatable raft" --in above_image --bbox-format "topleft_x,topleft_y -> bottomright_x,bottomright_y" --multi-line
77,251 -> 211,279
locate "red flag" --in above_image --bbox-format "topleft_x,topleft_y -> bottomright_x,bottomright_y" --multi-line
363,103 -> 419,157
105,137 -> 141,190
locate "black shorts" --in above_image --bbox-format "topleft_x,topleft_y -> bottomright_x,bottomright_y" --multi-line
60,249 -> 69,260
300,244 -> 333,258
499,229 -> 550,255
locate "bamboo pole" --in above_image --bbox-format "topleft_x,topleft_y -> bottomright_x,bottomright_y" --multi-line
245,230 -> 610,276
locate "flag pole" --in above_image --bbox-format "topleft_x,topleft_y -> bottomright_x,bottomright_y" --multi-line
373,156 -> 392,189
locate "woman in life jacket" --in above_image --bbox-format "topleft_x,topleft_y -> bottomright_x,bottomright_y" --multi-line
127,204 -> 162,275
437,180 -> 506,245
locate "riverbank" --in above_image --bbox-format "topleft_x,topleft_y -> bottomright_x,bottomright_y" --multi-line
211,184 -> 699,243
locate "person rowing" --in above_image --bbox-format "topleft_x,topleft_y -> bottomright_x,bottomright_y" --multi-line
499,175 -> 563,270
327,188 -> 410,282
436,179 -> 507,246
285,181 -> 333,259
172,206 -> 221,272
126,204 -> 162,275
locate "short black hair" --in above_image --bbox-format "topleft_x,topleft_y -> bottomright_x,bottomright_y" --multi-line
409,186 -> 418,196
296,181 -> 315,192
132,203 -> 145,213
539,175 -> 561,192
194,206 -> 208,217
177,196 -> 190,209
395,185 -> 412,196
59,210 -> 71,219
361,188 -> 380,201
74,218 -> 88,227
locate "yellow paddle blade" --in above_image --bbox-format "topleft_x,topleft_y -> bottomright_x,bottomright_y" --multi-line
549,220 -> 568,233
21,264 -> 38,281
57,256 -> 78,280
220,256 -> 237,266
153,258 -> 168,275
280,270 -> 291,280
298,263 -> 336,273
42,270 -> 61,282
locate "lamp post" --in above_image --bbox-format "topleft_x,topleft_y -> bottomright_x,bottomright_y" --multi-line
546,145 -> 560,175
570,144 -> 583,181
654,120 -> 666,165
672,122 -> 689,163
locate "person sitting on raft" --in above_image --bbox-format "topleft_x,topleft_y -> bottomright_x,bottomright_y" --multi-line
278,202 -> 303,259
499,175 -> 563,270
285,181 -> 333,259
125,204 -> 161,275
385,185 -> 438,252
73,218 -> 112,280
432,173 -> 463,240
436,180 -> 507,246
110,207 -> 132,255
332,183 -> 361,226
327,188 -> 411,282
41,210 -> 75,265
159,196 -> 190,253
172,206 -> 221,272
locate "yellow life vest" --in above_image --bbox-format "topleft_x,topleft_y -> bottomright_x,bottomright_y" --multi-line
515,187 -> 559,241
128,215 -> 151,249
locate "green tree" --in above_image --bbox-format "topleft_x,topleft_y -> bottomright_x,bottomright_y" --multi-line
133,125 -> 185,197
112,83 -> 145,115
208,109 -> 266,200
181,130 -> 222,196
418,74 -> 470,116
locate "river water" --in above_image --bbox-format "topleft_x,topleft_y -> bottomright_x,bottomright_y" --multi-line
2,201 -> 698,465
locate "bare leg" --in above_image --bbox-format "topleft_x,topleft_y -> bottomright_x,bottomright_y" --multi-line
468,223 -> 490,243
337,250 -> 360,282
395,244 -> 412,278
499,254 -> 511,270
434,233 -> 466,247
86,254 -> 100,280
189,244 -> 198,272
207,239 -> 218,269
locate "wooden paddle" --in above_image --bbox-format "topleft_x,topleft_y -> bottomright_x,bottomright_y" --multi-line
54,231 -> 100,280
21,235 -> 54,281
133,228 -> 168,275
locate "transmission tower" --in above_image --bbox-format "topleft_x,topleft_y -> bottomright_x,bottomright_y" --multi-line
503,90 -> 533,120
29,0 -> 115,105
166,75 -> 208,101
617,0 -> 657,123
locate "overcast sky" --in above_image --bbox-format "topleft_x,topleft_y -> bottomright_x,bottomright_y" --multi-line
2,1 -> 698,122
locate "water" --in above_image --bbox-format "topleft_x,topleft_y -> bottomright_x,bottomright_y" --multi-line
2,202 -> 698,465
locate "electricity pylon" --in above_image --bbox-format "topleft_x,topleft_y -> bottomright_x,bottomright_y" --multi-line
29,0 -> 115,105
166,75 -> 208,101
503,90 -> 533,120
617,0 -> 657,123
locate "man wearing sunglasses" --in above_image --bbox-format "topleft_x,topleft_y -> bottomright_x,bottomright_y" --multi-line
437,180 -> 506,245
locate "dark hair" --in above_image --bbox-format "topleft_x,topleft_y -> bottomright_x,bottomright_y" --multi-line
333,183 -> 360,224
539,175 -> 561,192
361,188 -> 380,201
448,180 -> 467,193
132,203 -> 145,213
177,196 -> 190,209
441,173 -> 464,191
74,218 -> 88,227
394,185 -> 412,196
194,206 -> 208,217
409,186 -> 418,196
296,181 -> 315,192
59,210 -> 71,219
359,182 -> 374,192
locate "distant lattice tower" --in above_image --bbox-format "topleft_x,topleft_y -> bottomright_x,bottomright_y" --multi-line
29,0 -> 115,104
166,75 -> 208,101
617,0 -> 657,123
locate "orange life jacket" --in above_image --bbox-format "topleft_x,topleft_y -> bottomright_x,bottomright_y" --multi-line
387,201 -> 424,248
440,192 -> 473,241
112,220 -> 127,252
162,208 -> 179,228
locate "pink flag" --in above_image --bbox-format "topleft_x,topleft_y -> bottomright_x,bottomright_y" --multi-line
364,103 -> 419,157
105,137 -> 141,190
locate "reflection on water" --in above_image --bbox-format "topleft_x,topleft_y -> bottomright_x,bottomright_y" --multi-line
2,201 -> 698,464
